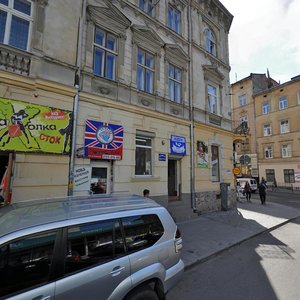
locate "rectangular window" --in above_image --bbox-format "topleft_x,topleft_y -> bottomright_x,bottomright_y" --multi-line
207,84 -> 217,114
279,96 -> 288,110
264,146 -> 273,158
240,115 -> 248,128
135,134 -> 153,175
168,4 -> 181,34
137,48 -> 154,94
262,102 -> 270,114
284,169 -> 295,183
93,28 -> 117,80
282,144 -> 291,158
239,95 -> 246,106
65,220 -> 125,275
0,0 -> 32,51
280,120 -> 289,134
263,124 -> 272,136
266,169 -> 275,182
139,0 -> 154,16
211,145 -> 220,182
168,64 -> 182,103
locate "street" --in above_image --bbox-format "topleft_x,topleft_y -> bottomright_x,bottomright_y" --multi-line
168,216 -> 300,300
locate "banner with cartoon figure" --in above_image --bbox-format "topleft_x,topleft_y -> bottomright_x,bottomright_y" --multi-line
0,97 -> 72,154
197,140 -> 208,168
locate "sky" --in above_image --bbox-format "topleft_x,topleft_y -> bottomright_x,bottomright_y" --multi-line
220,0 -> 300,84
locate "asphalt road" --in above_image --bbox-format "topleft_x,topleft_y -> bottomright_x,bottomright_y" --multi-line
167,216 -> 300,300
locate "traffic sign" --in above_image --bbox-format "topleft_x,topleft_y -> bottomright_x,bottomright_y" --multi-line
233,167 -> 240,175
239,155 -> 251,165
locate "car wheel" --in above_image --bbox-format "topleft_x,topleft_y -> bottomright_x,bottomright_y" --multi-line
125,286 -> 159,300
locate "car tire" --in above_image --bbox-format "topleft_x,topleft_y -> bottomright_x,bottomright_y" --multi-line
125,286 -> 159,300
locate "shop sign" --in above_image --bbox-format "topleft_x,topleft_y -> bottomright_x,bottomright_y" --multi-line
73,166 -> 91,191
84,120 -> 123,160
0,97 -> 72,154
197,140 -> 208,168
295,172 -> 300,182
170,135 -> 186,155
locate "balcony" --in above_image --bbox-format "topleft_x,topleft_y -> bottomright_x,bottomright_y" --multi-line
0,44 -> 31,75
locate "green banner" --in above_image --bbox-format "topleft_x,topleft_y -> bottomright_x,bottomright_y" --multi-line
0,97 -> 72,154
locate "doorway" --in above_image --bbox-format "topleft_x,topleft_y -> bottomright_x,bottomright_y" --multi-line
90,161 -> 111,194
168,158 -> 181,199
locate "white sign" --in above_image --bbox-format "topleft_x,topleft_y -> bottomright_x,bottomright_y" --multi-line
74,166 -> 91,191
295,172 -> 300,182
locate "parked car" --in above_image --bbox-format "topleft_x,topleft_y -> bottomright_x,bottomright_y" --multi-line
236,178 -> 257,193
0,194 -> 184,300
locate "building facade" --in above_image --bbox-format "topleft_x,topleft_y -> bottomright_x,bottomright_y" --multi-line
0,0 -> 234,220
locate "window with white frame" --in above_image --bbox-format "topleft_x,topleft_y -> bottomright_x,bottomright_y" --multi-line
207,84 -> 217,114
135,134 -> 153,175
264,146 -> 273,158
168,64 -> 182,103
263,124 -> 272,136
211,145 -> 220,182
204,28 -> 216,56
137,48 -> 154,94
280,120 -> 289,134
0,0 -> 33,51
282,144 -> 291,158
139,0 -> 154,16
93,28 -> 117,80
239,94 -> 246,106
262,102 -> 270,114
279,96 -> 288,110
168,4 -> 181,34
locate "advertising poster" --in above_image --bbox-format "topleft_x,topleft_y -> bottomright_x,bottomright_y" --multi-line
170,135 -> 186,155
197,140 -> 208,168
295,172 -> 300,182
0,97 -> 72,154
84,120 -> 124,160
73,166 -> 91,191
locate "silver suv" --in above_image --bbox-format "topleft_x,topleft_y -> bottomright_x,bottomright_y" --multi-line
0,194 -> 184,300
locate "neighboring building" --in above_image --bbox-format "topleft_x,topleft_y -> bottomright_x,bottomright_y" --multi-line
0,0 -> 234,220
254,75 -> 300,189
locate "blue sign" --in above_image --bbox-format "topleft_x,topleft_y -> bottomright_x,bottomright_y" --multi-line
170,135 -> 186,155
159,153 -> 166,161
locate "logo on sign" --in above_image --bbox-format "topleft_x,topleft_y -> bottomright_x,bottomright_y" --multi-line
96,126 -> 114,144
170,135 -> 186,155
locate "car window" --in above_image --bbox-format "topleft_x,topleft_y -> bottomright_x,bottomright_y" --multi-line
122,214 -> 164,254
65,219 -> 125,275
0,230 -> 57,298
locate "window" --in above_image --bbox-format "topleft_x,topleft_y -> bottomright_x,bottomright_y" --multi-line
240,115 -> 248,128
139,0 -> 154,16
262,102 -> 270,114
280,120 -> 289,134
168,64 -> 182,103
263,124 -> 272,136
279,96 -> 288,110
122,215 -> 164,253
205,28 -> 216,55
137,48 -> 154,94
65,220 -> 125,275
0,0 -> 33,51
168,4 -> 181,34
93,28 -> 117,80
284,169 -> 295,183
211,145 -> 220,182
239,95 -> 246,106
282,144 -> 291,158
207,84 -> 217,114
135,134 -> 153,175
266,169 -> 275,182
264,146 -> 273,158
0,230 -> 57,298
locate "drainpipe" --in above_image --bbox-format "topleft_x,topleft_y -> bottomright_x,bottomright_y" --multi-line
68,0 -> 86,196
188,1 -> 196,210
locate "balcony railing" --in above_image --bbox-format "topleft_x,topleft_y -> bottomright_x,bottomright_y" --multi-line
0,44 -> 31,75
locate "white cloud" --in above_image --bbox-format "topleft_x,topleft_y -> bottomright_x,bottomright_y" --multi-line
221,0 -> 300,83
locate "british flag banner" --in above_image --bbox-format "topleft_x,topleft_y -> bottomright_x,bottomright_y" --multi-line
84,120 -> 124,160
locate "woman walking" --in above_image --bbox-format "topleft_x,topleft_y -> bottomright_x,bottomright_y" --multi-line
244,181 -> 251,202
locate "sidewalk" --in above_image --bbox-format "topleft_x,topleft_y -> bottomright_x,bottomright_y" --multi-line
178,196 -> 300,270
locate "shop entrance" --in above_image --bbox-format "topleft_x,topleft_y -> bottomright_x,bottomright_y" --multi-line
168,158 -> 181,200
90,161 -> 111,194
0,153 -> 9,183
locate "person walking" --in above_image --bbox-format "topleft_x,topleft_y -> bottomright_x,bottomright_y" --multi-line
244,181 -> 251,202
258,177 -> 268,205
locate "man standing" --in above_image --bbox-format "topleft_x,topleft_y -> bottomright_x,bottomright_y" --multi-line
258,177 -> 268,205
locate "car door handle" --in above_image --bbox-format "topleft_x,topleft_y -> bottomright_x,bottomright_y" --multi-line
32,296 -> 51,300
110,266 -> 125,277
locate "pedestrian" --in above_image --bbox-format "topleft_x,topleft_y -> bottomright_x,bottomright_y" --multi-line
143,189 -> 150,198
244,181 -> 251,202
258,177 -> 268,205
236,182 -> 245,202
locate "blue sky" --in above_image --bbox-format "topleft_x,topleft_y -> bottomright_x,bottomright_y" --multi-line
221,0 -> 300,84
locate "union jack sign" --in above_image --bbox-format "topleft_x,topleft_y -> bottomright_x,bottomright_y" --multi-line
84,120 -> 124,160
